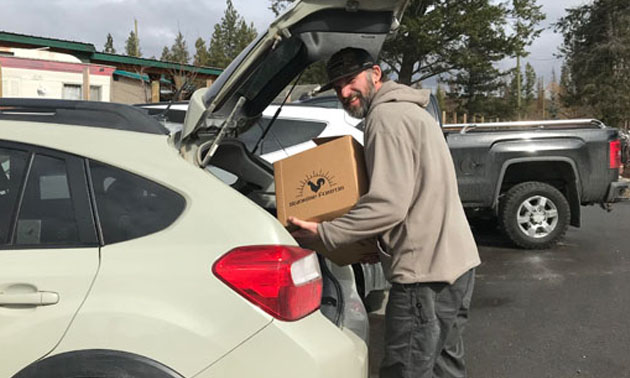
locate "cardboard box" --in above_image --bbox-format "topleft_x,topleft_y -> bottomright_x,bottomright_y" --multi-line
274,135 -> 367,225
274,135 -> 379,266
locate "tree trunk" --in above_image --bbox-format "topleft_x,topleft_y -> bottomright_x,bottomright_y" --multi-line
398,54 -> 415,85
174,75 -> 184,100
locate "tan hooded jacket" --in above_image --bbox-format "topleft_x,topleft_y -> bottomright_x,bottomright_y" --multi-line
317,81 -> 480,284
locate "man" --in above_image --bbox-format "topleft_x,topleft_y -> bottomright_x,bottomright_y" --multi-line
289,47 -> 481,378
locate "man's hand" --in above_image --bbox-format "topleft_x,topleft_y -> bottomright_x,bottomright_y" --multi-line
288,216 -> 320,242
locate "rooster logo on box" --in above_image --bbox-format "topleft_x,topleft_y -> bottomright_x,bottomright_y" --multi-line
308,178 -> 326,193
296,170 -> 336,198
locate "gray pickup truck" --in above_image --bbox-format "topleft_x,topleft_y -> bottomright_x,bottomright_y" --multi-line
441,117 -> 629,249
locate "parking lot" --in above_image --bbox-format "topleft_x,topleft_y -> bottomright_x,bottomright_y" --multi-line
368,204 -> 630,377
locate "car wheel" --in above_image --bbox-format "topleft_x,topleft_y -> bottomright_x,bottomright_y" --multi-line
499,181 -> 570,249
13,350 -> 182,378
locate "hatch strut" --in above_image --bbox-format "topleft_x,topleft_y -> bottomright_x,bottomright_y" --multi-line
199,96 -> 247,167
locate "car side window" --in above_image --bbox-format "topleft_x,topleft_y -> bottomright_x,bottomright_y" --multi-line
15,153 -> 97,247
0,148 -> 30,245
89,161 -> 186,245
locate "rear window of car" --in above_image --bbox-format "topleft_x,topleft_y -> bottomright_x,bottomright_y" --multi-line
89,161 -> 186,245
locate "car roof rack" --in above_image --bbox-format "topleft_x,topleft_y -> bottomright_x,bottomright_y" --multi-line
0,98 -> 168,135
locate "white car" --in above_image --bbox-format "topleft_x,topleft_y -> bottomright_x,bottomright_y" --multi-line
0,101 -> 367,378
0,1 -> 409,376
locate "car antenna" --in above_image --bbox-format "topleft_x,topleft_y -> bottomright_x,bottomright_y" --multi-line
252,70 -> 304,154
155,77 -> 192,122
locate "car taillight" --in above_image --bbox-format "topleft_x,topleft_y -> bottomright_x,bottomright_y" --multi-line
213,245 -> 322,321
610,140 -> 622,169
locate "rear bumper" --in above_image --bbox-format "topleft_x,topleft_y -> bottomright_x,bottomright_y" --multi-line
194,312 -> 368,378
606,180 -> 630,202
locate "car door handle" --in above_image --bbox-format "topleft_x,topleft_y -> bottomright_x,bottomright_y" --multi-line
0,291 -> 59,306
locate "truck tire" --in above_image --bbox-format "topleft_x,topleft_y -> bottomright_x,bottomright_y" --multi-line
499,181 -> 570,249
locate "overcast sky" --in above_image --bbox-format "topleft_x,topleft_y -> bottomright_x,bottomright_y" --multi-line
2,0 -> 589,86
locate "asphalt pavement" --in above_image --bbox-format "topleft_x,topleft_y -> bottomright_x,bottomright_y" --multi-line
368,203 -> 630,378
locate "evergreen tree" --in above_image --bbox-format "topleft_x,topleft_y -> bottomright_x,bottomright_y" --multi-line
194,37 -> 210,66
208,0 -> 257,68
558,63 -> 573,110
160,46 -> 172,62
494,79 -> 518,121
170,31 -> 190,64
448,58 -> 504,118
536,77 -> 545,119
104,33 -> 116,54
524,62 -> 536,106
511,0 -> 547,58
384,0 -> 544,86
556,0 -> 630,125
125,30 -> 142,57
558,62 -> 581,118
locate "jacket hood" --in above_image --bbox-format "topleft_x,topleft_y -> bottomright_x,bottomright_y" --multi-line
370,81 -> 431,112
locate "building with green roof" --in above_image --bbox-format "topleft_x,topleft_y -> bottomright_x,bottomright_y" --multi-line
0,31 -> 223,103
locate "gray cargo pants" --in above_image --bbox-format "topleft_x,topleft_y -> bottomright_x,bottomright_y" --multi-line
379,269 -> 475,378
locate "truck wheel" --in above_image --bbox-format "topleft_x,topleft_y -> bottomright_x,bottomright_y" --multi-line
499,181 -> 570,249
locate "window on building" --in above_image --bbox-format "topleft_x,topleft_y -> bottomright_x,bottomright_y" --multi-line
90,86 -> 102,101
62,84 -> 82,100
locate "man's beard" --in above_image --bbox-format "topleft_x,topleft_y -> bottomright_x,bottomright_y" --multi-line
342,77 -> 376,119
